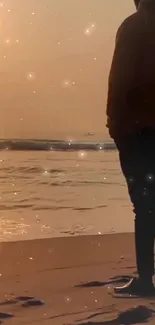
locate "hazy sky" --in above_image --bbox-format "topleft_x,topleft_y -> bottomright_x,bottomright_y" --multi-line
0,0 -> 135,139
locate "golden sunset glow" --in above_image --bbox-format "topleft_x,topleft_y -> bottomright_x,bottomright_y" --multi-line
0,0 -> 135,140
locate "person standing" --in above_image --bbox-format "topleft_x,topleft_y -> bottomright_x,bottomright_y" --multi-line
106,0 -> 155,296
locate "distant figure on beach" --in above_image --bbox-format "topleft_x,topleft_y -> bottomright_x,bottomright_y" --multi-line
106,0 -> 155,296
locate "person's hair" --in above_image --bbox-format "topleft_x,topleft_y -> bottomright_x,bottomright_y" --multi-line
134,0 -> 140,8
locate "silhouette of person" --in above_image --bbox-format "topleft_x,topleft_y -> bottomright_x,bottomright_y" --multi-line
106,0 -> 155,296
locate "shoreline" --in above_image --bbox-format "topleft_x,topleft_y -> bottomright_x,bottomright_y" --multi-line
0,230 -> 134,244
0,203 -> 134,242
0,139 -> 116,151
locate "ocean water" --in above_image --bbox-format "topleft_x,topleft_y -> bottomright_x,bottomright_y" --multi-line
0,150 -> 133,242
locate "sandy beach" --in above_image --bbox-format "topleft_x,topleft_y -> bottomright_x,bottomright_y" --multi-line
0,150 -> 153,324
0,233 -> 154,325
0,0 -> 147,323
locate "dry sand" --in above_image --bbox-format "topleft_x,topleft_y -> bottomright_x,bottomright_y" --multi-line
0,234 -> 154,324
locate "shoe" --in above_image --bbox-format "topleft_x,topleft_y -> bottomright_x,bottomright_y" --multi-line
114,277 -> 155,296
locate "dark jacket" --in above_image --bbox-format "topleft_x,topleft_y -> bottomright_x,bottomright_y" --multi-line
106,0 -> 155,139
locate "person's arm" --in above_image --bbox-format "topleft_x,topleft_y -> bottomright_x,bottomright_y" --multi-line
106,16 -> 141,123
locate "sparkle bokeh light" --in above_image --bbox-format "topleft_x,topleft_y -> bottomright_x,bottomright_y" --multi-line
0,0 -> 134,139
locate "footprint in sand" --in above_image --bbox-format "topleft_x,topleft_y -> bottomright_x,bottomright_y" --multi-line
22,299 -> 45,307
16,296 -> 34,302
76,305 -> 155,325
118,306 -> 155,324
16,296 -> 45,307
0,296 -> 44,308
0,312 -> 13,319
0,296 -> 34,306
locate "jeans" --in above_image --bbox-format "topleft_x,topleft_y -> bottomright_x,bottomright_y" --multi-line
115,128 -> 155,279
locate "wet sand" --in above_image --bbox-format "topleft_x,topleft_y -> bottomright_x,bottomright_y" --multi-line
0,234 -> 155,325
0,150 -> 134,242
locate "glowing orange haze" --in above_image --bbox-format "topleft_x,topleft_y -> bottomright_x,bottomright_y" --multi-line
0,0 -> 135,140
